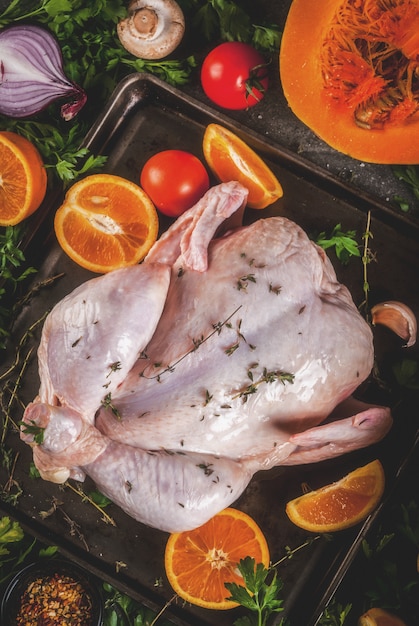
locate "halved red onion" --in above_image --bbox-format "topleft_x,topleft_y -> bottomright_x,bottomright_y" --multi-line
0,24 -> 87,120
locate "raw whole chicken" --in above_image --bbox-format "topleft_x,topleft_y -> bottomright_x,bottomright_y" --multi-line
21,181 -> 393,532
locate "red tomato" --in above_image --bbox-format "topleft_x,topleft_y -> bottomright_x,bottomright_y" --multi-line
200,42 -> 269,110
140,150 -> 210,217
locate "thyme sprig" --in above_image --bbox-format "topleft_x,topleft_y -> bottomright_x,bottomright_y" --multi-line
224,317 -> 256,356
360,211 -> 375,317
0,449 -> 23,505
65,481 -> 116,527
1,311 -> 49,451
101,392 -> 121,419
0,313 -> 47,384
40,496 -> 90,551
233,367 -> 294,402
140,306 -> 242,381
237,273 -> 257,291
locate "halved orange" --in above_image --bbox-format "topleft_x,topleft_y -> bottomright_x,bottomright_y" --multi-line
286,460 -> 385,533
54,173 -> 159,273
202,123 -> 283,209
358,607 -> 407,626
0,131 -> 47,226
164,507 -> 270,610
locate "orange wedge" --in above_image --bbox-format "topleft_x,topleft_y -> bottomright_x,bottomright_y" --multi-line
286,460 -> 385,533
358,607 -> 407,626
202,123 -> 283,209
164,507 -> 270,610
54,173 -> 159,274
0,131 -> 47,226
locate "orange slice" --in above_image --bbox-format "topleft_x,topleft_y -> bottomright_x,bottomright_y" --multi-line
164,507 -> 270,610
202,123 -> 283,209
0,131 -> 47,226
54,173 -> 159,274
358,607 -> 407,626
286,460 -> 385,532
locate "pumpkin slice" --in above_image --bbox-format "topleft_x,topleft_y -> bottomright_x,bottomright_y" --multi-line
279,0 -> 419,164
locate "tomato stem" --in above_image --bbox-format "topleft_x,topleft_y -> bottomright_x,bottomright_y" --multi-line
245,60 -> 271,104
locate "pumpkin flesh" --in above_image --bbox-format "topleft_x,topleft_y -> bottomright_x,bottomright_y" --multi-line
279,0 -> 419,164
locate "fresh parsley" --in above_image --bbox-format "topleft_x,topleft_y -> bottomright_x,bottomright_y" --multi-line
88,490 -> 113,509
198,0 -> 283,54
189,0 -> 281,53
392,358 -> 419,390
315,223 -> 360,264
392,164 -> 419,213
0,515 -> 57,585
102,582 -> 175,626
0,118 -> 108,185
317,599 -> 352,626
19,420 -> 45,445
225,557 -> 286,626
0,516 -> 37,585
0,225 -> 37,348
0,516 -> 24,547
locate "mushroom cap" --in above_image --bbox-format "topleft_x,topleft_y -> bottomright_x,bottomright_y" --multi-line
117,0 -> 185,60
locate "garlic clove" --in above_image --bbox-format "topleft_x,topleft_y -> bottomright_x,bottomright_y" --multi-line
371,300 -> 417,347
358,607 -> 407,625
117,0 -> 185,60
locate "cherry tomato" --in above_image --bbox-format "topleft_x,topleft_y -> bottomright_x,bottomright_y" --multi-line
140,150 -> 210,217
200,42 -> 269,110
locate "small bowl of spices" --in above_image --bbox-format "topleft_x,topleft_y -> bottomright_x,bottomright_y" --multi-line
1,558 -> 103,626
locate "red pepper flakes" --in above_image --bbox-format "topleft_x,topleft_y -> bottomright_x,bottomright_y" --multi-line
15,571 -> 93,626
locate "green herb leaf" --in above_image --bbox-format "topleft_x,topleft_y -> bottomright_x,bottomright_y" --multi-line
225,557 -> 285,626
315,224 -> 360,265
29,462 -> 41,479
318,598 -> 352,625
88,490 -> 113,508
39,545 -> 58,557
0,517 -> 24,544
19,420 -> 45,445
190,0 -> 281,53
393,165 -> 419,210
392,358 -> 419,390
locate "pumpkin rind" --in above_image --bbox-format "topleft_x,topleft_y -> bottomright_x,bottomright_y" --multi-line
279,0 -> 419,164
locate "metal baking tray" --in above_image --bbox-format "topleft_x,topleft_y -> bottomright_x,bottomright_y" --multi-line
1,73 -> 418,626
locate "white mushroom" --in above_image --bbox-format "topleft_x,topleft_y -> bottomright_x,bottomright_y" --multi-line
117,0 -> 185,60
371,300 -> 417,348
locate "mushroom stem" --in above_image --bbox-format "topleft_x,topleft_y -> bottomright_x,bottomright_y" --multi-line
133,8 -> 158,37
117,0 -> 185,60
371,300 -> 417,347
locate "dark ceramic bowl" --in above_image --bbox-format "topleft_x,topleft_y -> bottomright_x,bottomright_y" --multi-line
1,558 -> 104,626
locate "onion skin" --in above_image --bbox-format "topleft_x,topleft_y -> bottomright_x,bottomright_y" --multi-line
0,24 -> 86,120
